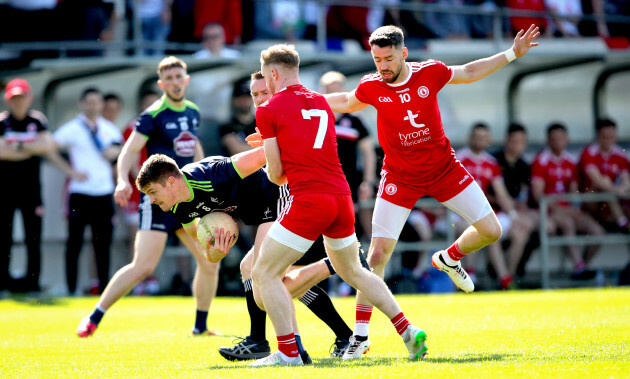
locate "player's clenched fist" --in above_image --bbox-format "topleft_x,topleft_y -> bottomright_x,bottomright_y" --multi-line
114,180 -> 133,207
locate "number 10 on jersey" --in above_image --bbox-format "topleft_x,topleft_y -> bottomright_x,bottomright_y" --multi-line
301,109 -> 328,149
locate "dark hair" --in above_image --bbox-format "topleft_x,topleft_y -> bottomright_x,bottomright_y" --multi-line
595,118 -> 616,131
232,77 -> 251,98
471,122 -> 489,132
250,71 -> 264,81
140,89 -> 160,100
507,122 -> 526,136
104,93 -> 121,102
136,154 -> 182,191
547,122 -> 567,135
369,25 -> 405,48
80,87 -> 101,101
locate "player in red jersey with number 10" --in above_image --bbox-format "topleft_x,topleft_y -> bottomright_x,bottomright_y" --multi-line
324,24 -> 540,358
249,44 -> 428,367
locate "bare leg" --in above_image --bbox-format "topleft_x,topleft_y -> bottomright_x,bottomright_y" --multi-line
175,228 -> 219,312
283,261 -> 331,298
97,230 -> 167,310
355,237 -> 396,310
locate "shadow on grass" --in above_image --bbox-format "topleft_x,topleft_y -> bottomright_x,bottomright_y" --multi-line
10,292 -> 63,306
200,353 -> 521,370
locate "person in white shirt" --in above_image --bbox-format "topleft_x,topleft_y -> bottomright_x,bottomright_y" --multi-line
193,23 -> 241,59
49,87 -> 122,295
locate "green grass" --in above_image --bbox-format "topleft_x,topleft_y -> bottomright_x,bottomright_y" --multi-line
1,288 -> 629,378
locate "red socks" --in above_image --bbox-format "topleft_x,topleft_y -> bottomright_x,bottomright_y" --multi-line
390,312 -> 410,335
446,241 -> 467,261
277,333 -> 299,358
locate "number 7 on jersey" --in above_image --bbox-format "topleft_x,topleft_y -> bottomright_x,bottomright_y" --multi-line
301,109 -> 328,149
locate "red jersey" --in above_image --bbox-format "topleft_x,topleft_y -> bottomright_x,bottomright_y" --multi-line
456,147 -> 502,192
531,148 -> 578,195
256,84 -> 350,196
579,143 -> 630,192
355,60 -> 454,182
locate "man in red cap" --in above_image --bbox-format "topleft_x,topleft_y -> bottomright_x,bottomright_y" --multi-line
0,78 -> 55,294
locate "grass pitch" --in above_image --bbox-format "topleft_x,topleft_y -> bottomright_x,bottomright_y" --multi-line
1,288 -> 629,378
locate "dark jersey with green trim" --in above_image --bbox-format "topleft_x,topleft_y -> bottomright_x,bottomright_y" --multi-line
135,96 -> 200,168
170,156 -> 287,226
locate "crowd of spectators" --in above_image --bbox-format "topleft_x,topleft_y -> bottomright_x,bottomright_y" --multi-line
1,0 -> 629,63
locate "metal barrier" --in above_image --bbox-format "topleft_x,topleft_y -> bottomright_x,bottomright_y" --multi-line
538,192 -> 630,289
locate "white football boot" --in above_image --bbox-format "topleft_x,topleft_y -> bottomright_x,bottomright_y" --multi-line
432,251 -> 475,293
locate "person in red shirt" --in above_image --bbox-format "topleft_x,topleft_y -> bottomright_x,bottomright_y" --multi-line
456,123 -> 522,290
324,24 -> 539,356
250,44 -> 428,366
579,118 -> 630,232
532,123 -> 604,279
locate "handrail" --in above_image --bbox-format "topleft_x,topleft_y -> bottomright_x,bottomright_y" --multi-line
538,191 -> 630,289
1,0 -> 629,58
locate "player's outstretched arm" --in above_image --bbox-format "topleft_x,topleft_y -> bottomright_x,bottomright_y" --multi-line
263,138 -> 287,185
324,89 -> 369,113
449,24 -> 540,85
231,147 -> 267,178
115,130 -> 147,207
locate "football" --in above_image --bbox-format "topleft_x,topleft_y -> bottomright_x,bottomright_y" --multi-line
196,212 -> 239,248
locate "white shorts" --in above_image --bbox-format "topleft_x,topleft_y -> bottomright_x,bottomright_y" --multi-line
372,181 -> 493,241
267,221 -> 357,253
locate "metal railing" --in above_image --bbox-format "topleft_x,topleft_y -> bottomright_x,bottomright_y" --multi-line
1,0 -> 629,59
538,192 -> 630,289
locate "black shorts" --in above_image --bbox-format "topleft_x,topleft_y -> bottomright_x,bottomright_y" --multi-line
138,193 -> 182,233
236,175 -> 289,226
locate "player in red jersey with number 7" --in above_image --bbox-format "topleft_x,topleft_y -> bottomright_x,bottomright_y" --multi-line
324,24 -> 540,358
249,44 -> 428,367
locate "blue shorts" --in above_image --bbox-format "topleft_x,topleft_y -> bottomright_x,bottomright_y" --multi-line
138,193 -> 182,233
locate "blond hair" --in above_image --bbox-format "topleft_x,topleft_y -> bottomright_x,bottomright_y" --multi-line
319,71 -> 346,88
157,56 -> 187,75
260,44 -> 300,69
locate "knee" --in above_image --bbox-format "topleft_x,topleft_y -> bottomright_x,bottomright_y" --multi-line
481,219 -> 502,244
251,262 -> 269,289
367,246 -> 392,270
240,251 -> 254,277
133,262 -> 154,281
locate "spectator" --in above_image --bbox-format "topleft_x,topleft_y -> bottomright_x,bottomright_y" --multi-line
253,0 -> 308,41
119,90 -> 160,259
491,123 -> 539,279
581,0 -> 630,39
0,78 -> 55,293
193,0 -> 242,45
138,0 -> 171,56
319,71 -> 377,241
531,122 -> 604,279
166,0 -> 197,52
506,0 -> 550,36
327,5 -> 371,48
102,93 -> 123,125
193,23 -> 241,59
456,123 -> 523,289
48,88 -> 122,295
423,0 -> 470,39
218,78 -> 256,156
579,118 -> 630,233
545,0 -> 583,36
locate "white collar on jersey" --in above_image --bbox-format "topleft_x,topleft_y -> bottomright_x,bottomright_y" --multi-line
385,63 -> 413,88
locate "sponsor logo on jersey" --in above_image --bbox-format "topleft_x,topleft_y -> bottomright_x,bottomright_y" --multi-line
418,86 -> 429,98
385,183 -> 397,195
403,109 -> 426,129
165,122 -> 177,129
178,116 -> 189,131
173,131 -> 196,156
263,207 -> 272,220
459,175 -> 470,185
396,88 -> 410,94
378,96 -> 393,103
